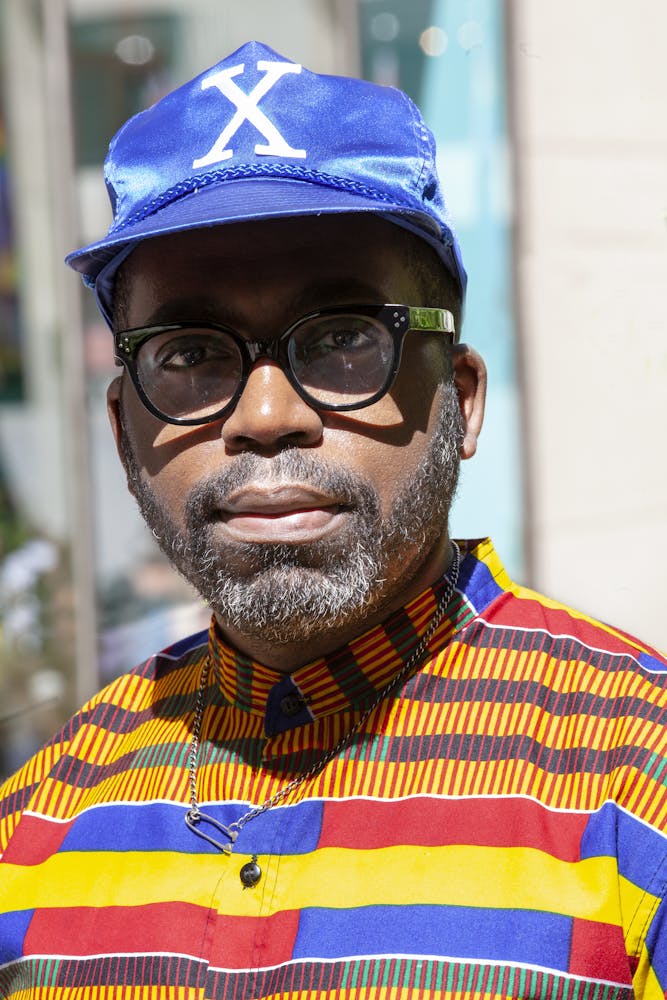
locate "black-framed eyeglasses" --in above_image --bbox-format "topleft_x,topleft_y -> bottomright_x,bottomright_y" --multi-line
114,303 -> 456,426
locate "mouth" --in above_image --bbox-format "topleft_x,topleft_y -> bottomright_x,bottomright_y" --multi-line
217,484 -> 349,544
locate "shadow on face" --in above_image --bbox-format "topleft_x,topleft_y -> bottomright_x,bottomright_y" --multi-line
111,214 -> 463,452
106,214 -> 485,525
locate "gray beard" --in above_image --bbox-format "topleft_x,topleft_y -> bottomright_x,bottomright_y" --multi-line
120,382 -> 463,645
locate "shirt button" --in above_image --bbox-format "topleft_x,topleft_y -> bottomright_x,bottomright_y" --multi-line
280,694 -> 304,717
240,856 -> 262,888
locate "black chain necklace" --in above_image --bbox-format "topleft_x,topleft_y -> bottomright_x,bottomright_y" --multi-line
185,542 -> 460,887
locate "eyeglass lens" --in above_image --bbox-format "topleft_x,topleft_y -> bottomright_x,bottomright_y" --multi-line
137,328 -> 244,421
135,315 -> 396,420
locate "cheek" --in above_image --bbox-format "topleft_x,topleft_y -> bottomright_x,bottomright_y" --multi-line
148,448 -> 207,516
369,419 -> 441,514
119,381 -> 223,517
326,379 -> 445,517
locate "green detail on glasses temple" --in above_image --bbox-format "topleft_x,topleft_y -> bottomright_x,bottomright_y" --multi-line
114,303 -> 456,426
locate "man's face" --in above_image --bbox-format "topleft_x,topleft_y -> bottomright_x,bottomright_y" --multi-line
108,215 -> 483,664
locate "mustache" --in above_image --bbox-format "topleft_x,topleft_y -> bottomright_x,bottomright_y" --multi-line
183,448 -> 380,525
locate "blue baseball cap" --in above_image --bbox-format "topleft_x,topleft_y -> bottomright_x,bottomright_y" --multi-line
66,40 -> 466,327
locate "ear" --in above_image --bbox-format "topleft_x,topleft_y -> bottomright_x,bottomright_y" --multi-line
107,375 -> 137,497
451,344 -> 487,460
107,375 -> 124,456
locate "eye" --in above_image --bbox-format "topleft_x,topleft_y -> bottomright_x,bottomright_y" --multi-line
328,328 -> 370,350
148,331 -> 238,371
160,341 -> 209,369
302,319 -> 378,359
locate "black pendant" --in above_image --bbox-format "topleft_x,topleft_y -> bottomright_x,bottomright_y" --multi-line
240,855 -> 262,888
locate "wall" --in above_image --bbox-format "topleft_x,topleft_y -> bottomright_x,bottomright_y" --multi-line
510,2 -> 667,648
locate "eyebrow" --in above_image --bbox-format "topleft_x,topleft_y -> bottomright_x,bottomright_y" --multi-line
134,281 -> 389,332
138,297 -> 229,327
289,280 -> 387,314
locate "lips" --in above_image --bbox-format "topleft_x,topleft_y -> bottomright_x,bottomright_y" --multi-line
218,483 -> 347,543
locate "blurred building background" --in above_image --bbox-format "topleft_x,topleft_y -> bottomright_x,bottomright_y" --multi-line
0,0 -> 665,775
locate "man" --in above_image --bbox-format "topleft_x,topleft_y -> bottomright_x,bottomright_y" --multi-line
1,40 -> 666,1000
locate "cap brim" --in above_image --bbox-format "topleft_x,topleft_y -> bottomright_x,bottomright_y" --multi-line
66,177 -> 462,327
68,177 -> 448,272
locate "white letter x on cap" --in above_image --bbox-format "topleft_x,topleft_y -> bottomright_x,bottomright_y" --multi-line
193,59 -> 307,168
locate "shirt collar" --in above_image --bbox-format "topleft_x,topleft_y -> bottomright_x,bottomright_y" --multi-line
207,539 -> 506,735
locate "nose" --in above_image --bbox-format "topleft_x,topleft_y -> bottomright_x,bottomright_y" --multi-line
221,360 -> 323,452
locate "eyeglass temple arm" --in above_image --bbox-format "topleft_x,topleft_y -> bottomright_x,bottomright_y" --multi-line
407,306 -> 456,341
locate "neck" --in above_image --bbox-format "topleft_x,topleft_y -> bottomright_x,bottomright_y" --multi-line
213,533 -> 454,672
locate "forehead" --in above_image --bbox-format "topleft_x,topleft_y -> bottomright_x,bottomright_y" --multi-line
115,215 -> 436,327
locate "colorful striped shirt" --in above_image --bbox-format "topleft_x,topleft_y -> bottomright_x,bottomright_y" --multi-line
1,538 -> 667,999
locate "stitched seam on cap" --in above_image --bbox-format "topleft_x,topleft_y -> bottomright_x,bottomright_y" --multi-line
398,88 -> 429,196
108,164 -> 417,234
